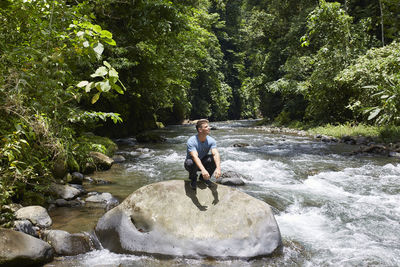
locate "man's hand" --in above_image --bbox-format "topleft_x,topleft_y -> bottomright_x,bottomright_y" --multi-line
201,169 -> 210,180
214,167 -> 221,179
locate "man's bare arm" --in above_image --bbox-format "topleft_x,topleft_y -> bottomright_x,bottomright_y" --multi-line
189,151 -> 210,179
211,148 -> 221,178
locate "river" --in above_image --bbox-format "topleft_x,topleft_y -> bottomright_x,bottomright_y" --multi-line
46,120 -> 400,266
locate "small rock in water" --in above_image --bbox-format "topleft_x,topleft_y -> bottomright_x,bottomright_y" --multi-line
85,192 -> 119,210
389,151 -> 400,158
217,171 -> 247,186
51,183 -> 82,200
42,230 -> 92,256
69,172 -> 84,185
233,143 -> 250,147
112,155 -> 126,163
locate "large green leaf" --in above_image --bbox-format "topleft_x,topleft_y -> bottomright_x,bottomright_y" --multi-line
368,107 -> 381,120
93,42 -> 104,58
91,66 -> 107,78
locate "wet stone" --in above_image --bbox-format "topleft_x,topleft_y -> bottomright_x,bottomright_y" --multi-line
13,220 -> 38,237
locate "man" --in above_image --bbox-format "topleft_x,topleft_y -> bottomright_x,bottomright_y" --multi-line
184,119 -> 221,190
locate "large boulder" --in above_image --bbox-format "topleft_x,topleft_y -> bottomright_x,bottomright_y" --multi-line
95,180 -> 282,258
14,206 -> 52,228
0,229 -> 54,267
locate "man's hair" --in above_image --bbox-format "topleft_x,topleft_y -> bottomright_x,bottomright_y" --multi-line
196,119 -> 209,132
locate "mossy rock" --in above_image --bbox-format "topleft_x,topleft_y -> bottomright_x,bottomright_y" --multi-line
52,158 -> 67,179
136,132 -> 166,143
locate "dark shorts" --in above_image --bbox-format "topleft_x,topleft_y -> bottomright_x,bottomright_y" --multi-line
184,155 -> 216,180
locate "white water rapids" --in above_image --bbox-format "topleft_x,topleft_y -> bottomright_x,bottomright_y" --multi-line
47,120 -> 400,267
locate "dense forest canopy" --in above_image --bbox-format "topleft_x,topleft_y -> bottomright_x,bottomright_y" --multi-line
0,0 -> 399,207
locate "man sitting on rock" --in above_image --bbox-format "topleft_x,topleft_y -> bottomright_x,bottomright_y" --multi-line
184,119 -> 221,190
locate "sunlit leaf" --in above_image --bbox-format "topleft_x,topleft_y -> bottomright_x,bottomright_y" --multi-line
100,30 -> 113,39
100,80 -> 111,92
103,61 -> 111,69
112,84 -> 124,94
93,42 -> 104,57
368,108 -> 381,120
91,66 -> 107,78
103,39 -> 116,46
109,68 -> 118,78
91,92 -> 101,104
85,82 -> 94,93
92,24 -> 102,33
77,81 -> 89,87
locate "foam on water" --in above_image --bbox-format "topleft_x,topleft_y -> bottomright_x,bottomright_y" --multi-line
126,163 -> 160,178
71,249 -> 148,266
158,151 -> 185,163
222,158 -> 295,184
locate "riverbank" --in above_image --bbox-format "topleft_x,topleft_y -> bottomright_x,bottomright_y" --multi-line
254,121 -> 400,158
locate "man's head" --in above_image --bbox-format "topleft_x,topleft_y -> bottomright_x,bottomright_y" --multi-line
196,119 -> 209,133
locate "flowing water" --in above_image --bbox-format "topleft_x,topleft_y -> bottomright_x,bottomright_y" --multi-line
47,120 -> 400,266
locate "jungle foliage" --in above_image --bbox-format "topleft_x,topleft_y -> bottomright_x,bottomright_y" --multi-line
0,0 -> 399,209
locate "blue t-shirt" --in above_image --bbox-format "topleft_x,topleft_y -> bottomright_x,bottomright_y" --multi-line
186,135 -> 217,160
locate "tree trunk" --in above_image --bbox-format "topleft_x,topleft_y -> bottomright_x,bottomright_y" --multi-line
379,0 -> 385,46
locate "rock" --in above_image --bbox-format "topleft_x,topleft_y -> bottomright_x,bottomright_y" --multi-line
115,137 -> 137,146
356,136 -> 371,145
84,177 -> 112,185
85,192 -> 119,210
216,171 -> 246,186
363,144 -> 388,155
318,135 -> 338,143
112,155 -> 126,163
13,220 -> 38,237
340,135 -> 356,145
95,180 -> 282,258
135,132 -> 166,143
15,206 -> 52,228
69,172 -> 84,185
42,230 -> 92,256
232,143 -> 250,147
216,177 -> 245,186
89,152 -> 114,170
50,183 -> 82,200
0,228 -> 54,267
55,198 -> 84,208
52,158 -> 67,179
83,162 -> 96,174
389,151 -> 400,158
94,179 -> 113,185
68,184 -> 86,195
